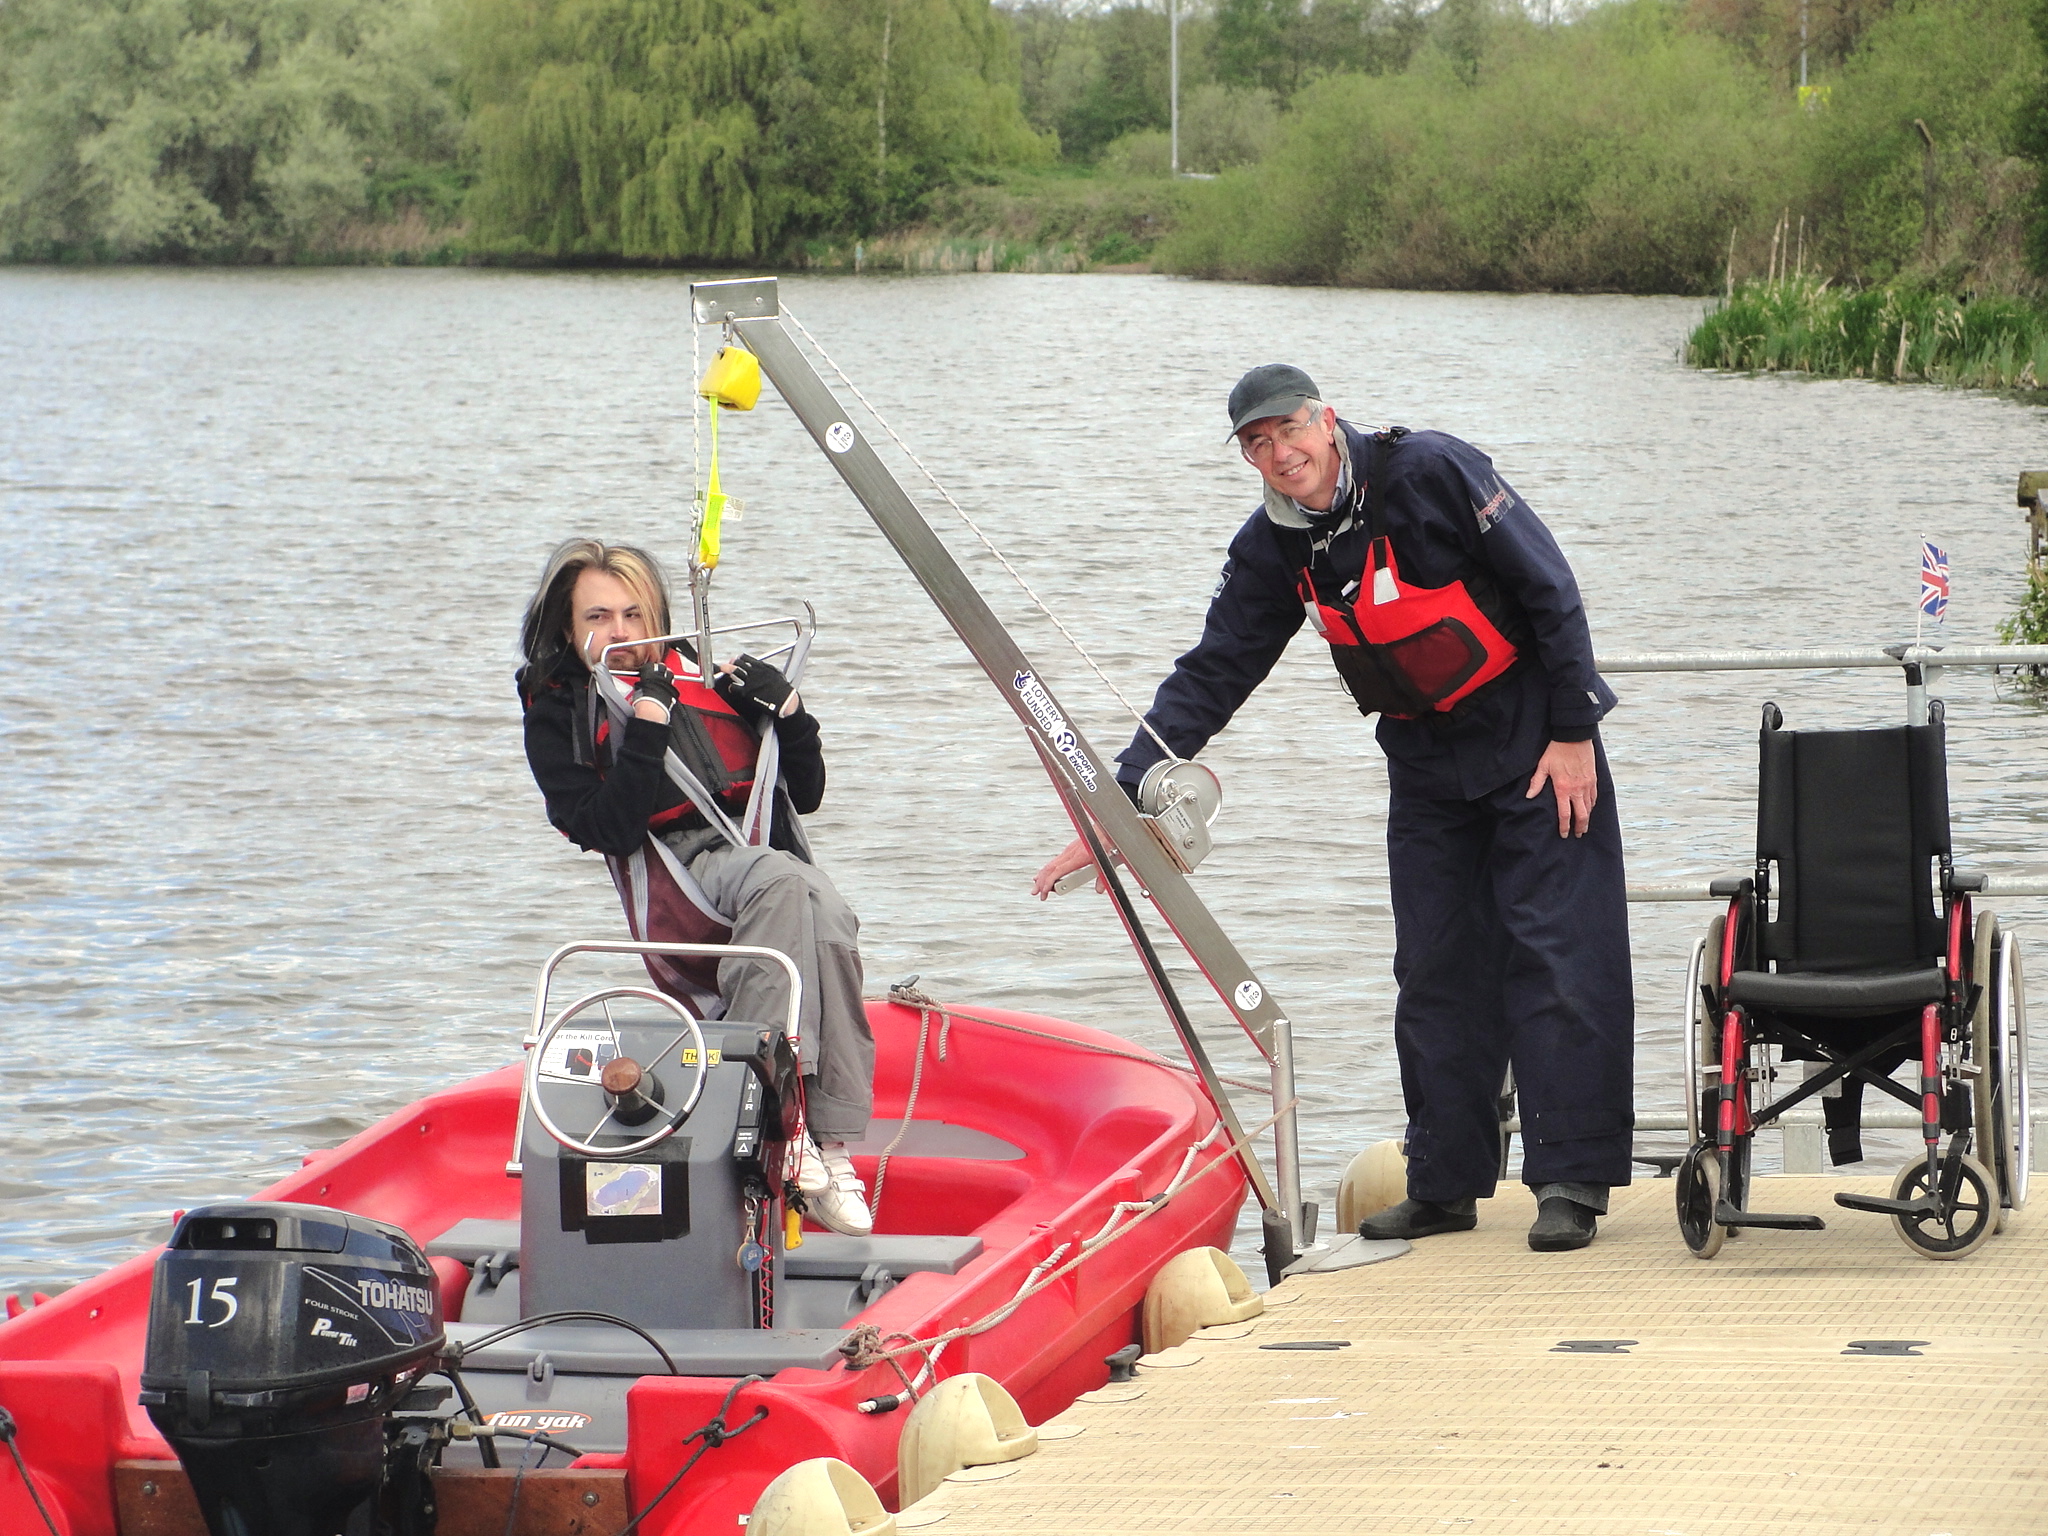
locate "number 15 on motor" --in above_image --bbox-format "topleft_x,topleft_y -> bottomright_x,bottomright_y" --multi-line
184,1276 -> 239,1327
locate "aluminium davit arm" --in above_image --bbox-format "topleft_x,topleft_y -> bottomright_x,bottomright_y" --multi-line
690,276 -> 1309,1266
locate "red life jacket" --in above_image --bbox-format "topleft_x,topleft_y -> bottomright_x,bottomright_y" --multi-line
1296,430 -> 1524,720
577,648 -> 762,829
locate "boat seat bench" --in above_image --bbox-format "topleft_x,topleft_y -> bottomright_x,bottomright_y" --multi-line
427,1218 -> 985,1279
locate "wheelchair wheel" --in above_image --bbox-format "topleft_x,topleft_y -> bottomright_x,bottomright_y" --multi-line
1676,1143 -> 1727,1259
1888,1152 -> 1996,1260
1970,915 -> 2013,1232
1682,917 -> 1724,1145
2000,928 -> 2030,1214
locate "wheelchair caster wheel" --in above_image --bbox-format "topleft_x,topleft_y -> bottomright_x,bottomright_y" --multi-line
1676,1145 -> 1727,1259
1889,1153 -> 1996,1260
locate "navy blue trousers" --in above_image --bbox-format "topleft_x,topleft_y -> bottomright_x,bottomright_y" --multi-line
1387,740 -> 1635,1201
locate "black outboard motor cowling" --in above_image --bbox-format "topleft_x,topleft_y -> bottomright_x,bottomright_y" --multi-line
140,1202 -> 444,1536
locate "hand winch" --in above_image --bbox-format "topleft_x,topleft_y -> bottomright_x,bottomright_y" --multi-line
1053,759 -> 1223,893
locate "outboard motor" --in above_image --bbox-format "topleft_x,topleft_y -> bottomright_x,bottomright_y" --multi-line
140,1203 -> 444,1536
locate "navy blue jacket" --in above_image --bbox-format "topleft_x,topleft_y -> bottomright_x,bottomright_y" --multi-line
1117,422 -> 1615,802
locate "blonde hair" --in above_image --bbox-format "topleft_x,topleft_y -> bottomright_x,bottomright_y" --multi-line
519,538 -> 672,676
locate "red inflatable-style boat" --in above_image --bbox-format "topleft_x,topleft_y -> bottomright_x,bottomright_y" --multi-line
0,993 -> 1248,1535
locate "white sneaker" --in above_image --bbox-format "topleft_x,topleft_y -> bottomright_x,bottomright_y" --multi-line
795,1138 -> 873,1237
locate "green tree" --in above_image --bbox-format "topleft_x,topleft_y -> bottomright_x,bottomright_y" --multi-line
1164,0 -> 1791,290
1794,0 -> 2043,283
0,0 -> 460,258
1058,4 -> 1170,159
1213,0 -> 1426,99
2014,0 -> 2048,274
459,0 -> 1049,258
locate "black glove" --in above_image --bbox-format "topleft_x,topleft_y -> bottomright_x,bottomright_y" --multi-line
718,654 -> 799,721
630,658 -> 680,716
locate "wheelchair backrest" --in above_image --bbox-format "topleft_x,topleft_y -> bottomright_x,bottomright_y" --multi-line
1755,714 -> 1950,973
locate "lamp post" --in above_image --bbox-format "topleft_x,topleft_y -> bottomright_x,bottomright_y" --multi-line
1170,0 -> 1180,177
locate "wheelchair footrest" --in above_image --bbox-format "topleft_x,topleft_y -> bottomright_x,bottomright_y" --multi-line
1833,1192 -> 1939,1219
1713,1200 -> 1826,1230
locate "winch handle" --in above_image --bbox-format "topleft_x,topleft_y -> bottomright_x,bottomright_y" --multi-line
1050,759 -> 1221,895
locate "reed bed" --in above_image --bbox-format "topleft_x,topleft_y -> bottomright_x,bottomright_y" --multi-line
797,234 -> 1088,274
1688,278 -> 2048,391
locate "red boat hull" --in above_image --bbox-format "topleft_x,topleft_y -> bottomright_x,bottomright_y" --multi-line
0,999 -> 1248,1534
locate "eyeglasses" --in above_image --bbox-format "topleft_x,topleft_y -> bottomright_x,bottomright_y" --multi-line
1239,413 -> 1320,464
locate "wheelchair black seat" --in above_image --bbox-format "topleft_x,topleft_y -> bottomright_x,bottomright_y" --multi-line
1723,965 -> 1945,1014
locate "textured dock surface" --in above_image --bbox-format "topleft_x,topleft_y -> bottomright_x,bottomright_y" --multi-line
906,1176 -> 2046,1535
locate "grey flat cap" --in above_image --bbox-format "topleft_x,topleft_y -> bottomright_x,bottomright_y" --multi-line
1226,363 -> 1321,436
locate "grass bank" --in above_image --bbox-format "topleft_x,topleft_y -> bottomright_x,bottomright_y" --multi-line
1687,278 -> 2048,390
795,169 -> 1182,274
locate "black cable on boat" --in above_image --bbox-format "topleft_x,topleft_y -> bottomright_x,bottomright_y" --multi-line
0,1405 -> 63,1536
429,1361 -> 501,1469
451,1311 -> 682,1376
613,1374 -> 769,1536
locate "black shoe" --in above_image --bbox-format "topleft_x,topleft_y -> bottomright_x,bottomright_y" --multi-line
1357,1198 -> 1478,1241
1527,1196 -> 1598,1252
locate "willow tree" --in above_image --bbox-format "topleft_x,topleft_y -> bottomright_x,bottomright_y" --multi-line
458,0 -> 1049,258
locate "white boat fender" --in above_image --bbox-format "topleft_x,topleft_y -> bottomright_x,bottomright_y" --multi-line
1335,1140 -> 1408,1234
896,1373 -> 1039,1507
1141,1246 -> 1264,1355
749,1457 -> 896,1536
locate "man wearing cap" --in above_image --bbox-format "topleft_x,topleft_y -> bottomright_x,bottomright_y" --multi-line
1034,367 -> 1633,1253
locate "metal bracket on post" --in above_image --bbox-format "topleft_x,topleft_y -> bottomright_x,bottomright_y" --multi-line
691,275 -> 1307,1261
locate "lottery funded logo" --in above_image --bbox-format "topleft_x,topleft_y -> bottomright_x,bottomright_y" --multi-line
1011,671 -> 1098,791
824,422 -> 856,453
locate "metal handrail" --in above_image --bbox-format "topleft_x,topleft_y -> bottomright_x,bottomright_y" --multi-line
1630,876 -> 2048,903
1596,643 -> 2048,672
507,940 -> 804,1176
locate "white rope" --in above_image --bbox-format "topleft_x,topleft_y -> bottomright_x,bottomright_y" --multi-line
866,1005 -> 932,1221
782,305 -> 1175,760
844,1107 -> 1273,1379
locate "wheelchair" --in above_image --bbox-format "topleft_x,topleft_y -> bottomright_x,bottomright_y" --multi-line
1676,700 -> 2030,1260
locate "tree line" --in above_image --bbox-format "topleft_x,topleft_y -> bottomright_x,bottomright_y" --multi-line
2,0 -> 2046,296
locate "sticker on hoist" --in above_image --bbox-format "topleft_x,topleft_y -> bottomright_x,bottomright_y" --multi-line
488,1409 -> 595,1434
1011,670 -> 1099,790
587,1162 -> 663,1217
824,422 -> 856,453
1234,980 -> 1263,1011
538,1027 -> 620,1082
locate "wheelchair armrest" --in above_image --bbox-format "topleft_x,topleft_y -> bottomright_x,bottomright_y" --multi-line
1947,868 -> 1987,894
1708,877 -> 1751,899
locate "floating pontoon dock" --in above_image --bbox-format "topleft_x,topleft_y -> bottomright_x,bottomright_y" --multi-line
901,1176 -> 2048,1535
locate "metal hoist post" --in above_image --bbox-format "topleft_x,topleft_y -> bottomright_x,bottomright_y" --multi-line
689,276 -> 1310,1258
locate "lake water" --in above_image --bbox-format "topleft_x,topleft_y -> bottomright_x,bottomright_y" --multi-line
3,268 -> 2045,1291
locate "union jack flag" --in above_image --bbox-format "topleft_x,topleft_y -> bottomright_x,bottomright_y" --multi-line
1919,540 -> 1950,622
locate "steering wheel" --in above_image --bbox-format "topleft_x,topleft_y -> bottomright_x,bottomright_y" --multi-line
525,985 -> 710,1158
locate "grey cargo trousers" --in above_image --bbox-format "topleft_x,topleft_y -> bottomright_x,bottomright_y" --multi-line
685,842 -> 874,1143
